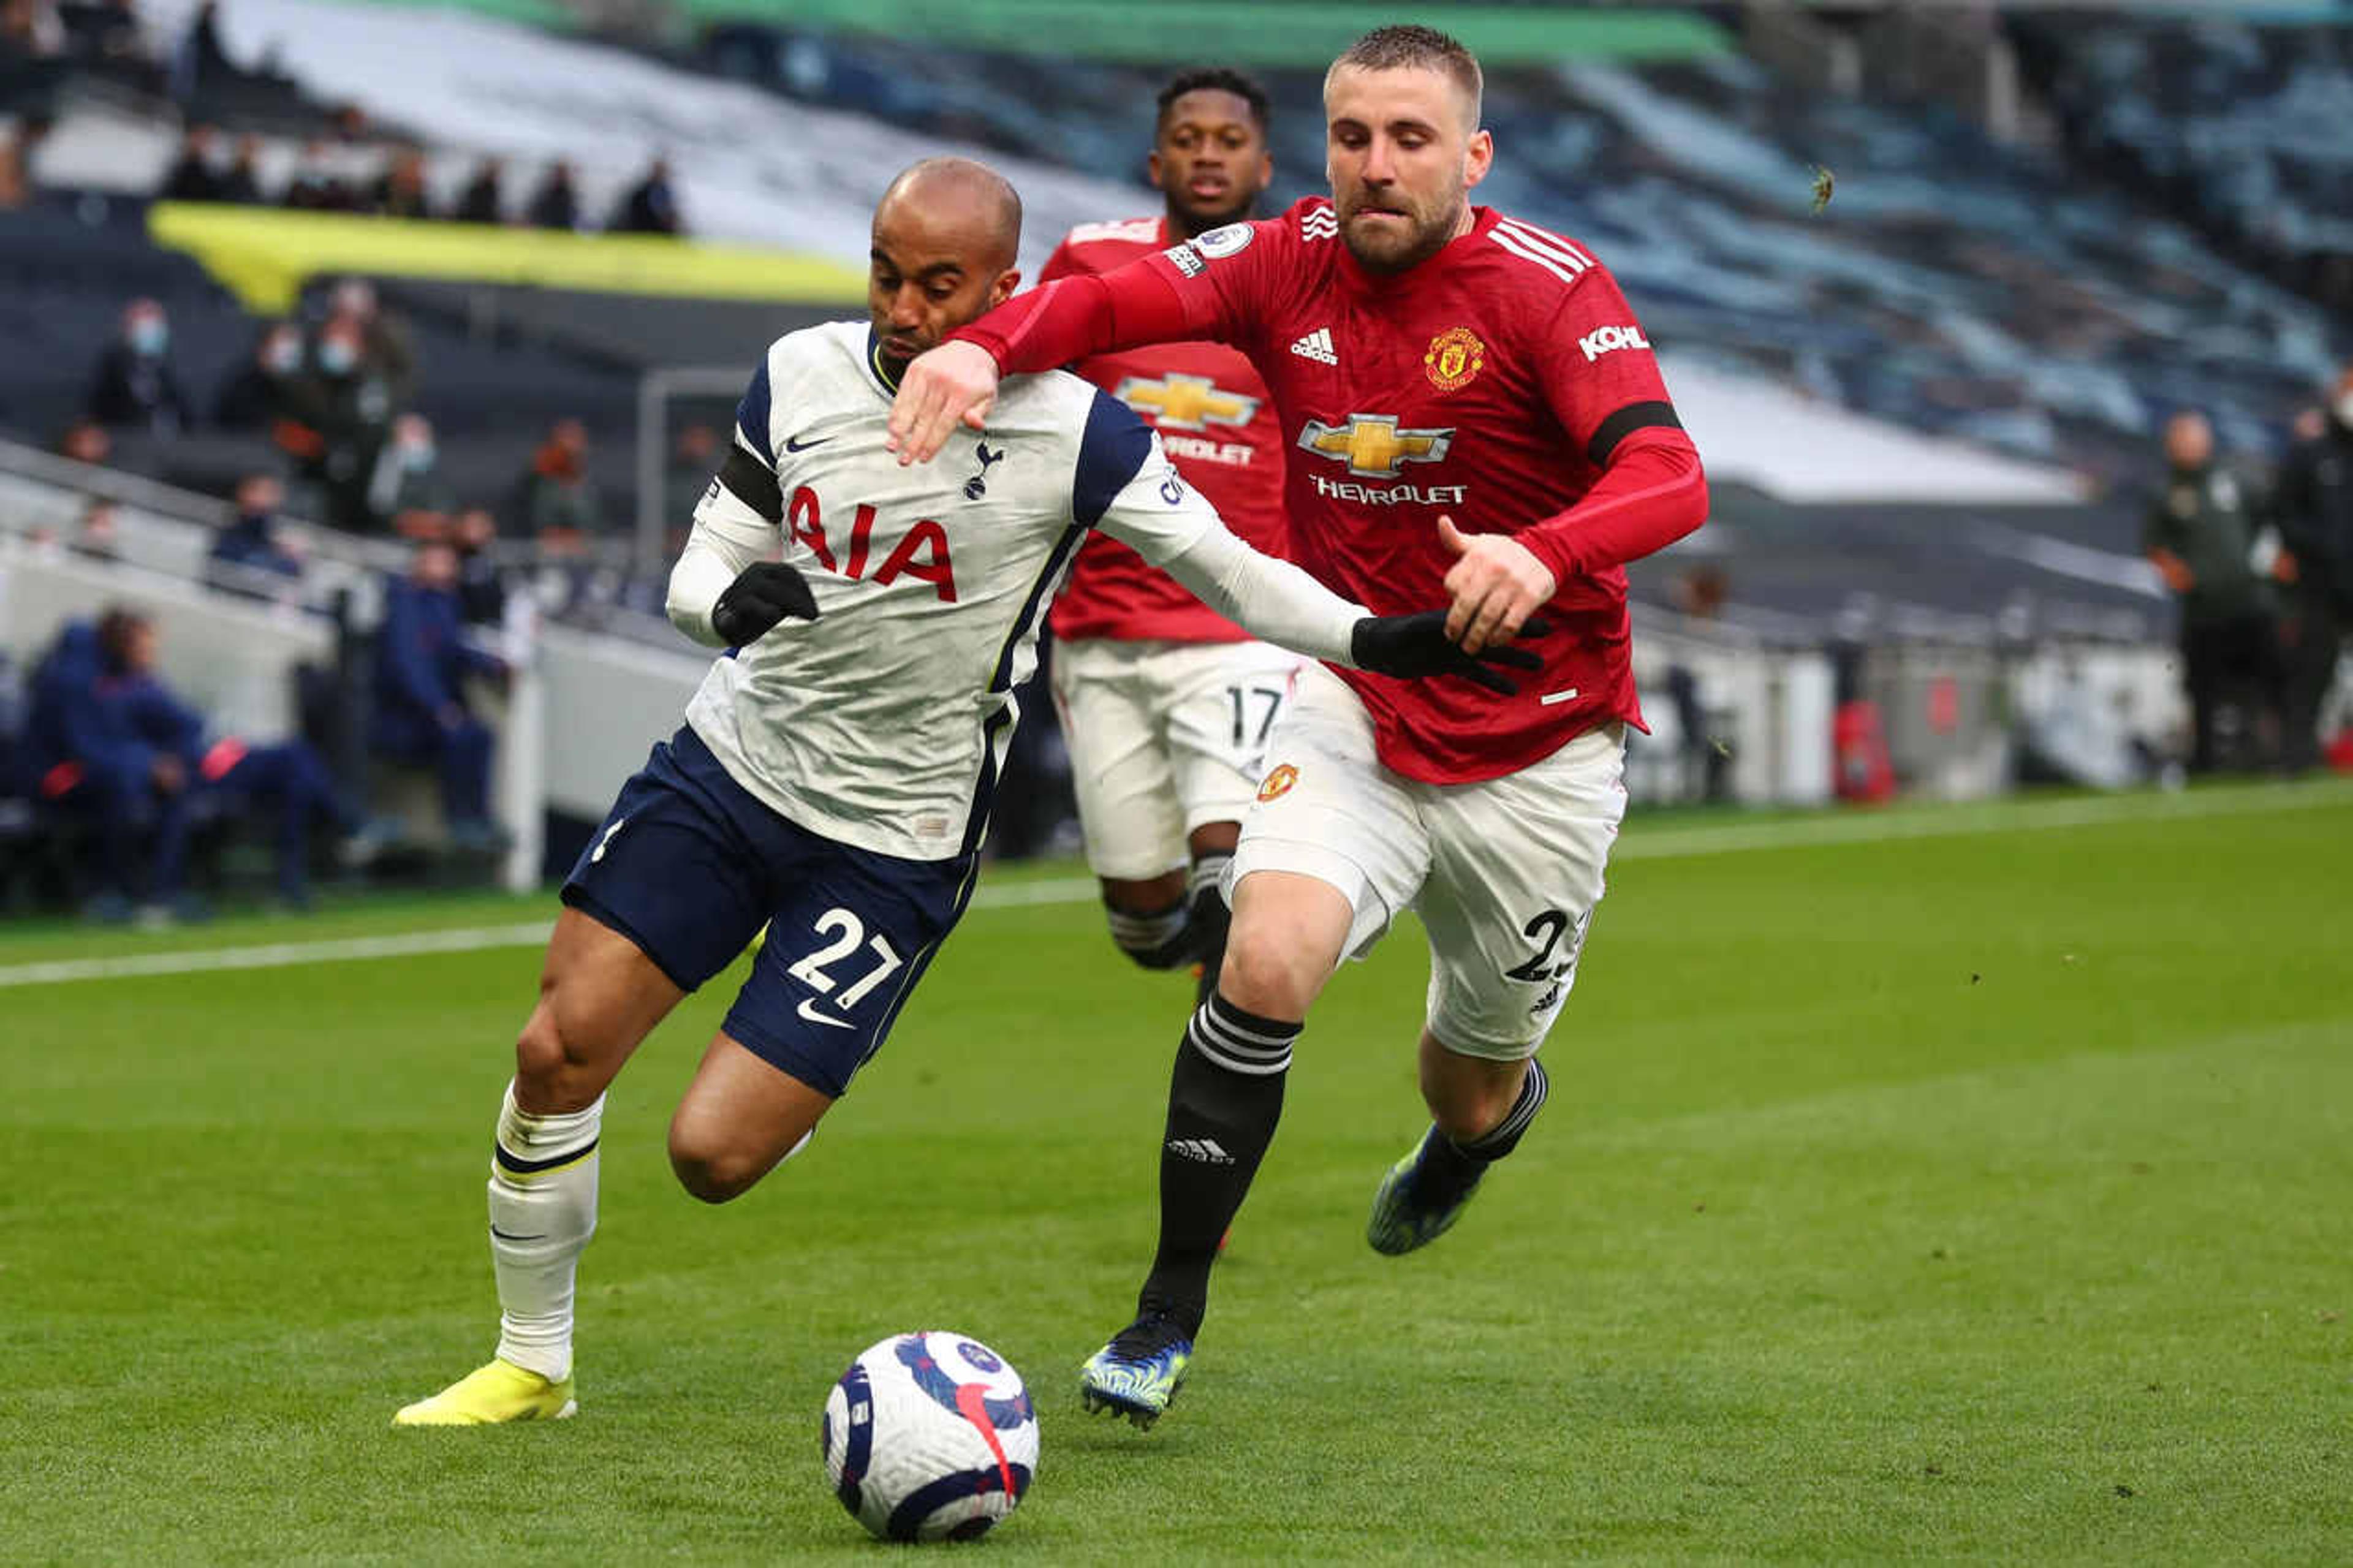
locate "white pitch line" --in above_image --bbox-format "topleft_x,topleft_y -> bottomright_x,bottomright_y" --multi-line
2,781 -> 2346,991
0,922 -> 555,990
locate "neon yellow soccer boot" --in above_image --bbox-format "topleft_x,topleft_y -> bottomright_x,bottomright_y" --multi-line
393,1359 -> 576,1426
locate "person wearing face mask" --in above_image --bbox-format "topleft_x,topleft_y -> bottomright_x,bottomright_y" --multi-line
295,312 -> 398,514
212,320 -> 306,430
356,412 -> 453,537
2269,366 -> 2353,772
85,298 -> 192,434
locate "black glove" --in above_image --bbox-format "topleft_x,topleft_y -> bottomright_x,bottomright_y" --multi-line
1350,612 -> 1552,696
710,561 -> 820,646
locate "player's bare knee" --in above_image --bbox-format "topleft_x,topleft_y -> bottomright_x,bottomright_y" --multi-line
1216,929 -> 1313,1020
513,1006 -> 610,1113
667,1132 -> 757,1205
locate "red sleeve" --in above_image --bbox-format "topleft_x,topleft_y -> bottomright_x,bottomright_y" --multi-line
1515,265 -> 1707,580
1517,430 -> 1707,581
950,215 -> 1283,373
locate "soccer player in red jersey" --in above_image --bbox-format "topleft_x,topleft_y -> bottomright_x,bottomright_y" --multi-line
890,25 -> 1708,1426
1042,68 -> 1289,998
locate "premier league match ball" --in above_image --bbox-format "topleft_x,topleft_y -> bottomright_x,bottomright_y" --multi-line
821,1331 -> 1039,1542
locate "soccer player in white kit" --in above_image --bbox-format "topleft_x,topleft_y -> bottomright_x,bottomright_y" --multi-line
393,157 -> 1544,1425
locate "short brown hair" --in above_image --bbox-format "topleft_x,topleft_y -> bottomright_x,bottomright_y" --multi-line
1328,24 -> 1483,130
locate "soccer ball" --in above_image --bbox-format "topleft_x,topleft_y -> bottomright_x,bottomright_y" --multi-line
820,1331 -> 1039,1542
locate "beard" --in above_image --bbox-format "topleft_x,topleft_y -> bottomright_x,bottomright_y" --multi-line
1337,189 -> 1466,275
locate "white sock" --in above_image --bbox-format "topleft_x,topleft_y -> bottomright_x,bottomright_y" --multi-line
487,1080 -> 602,1384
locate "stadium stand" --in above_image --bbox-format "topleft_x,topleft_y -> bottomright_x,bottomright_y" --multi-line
7,0 -> 2347,920
2013,10 -> 2353,319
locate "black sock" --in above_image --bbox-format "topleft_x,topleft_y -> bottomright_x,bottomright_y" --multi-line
1186,852 -> 1232,1008
1138,991 -> 1295,1335
1421,1059 -> 1550,1203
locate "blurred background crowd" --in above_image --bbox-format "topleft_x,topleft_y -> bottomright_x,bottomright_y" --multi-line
1,0 -> 2347,923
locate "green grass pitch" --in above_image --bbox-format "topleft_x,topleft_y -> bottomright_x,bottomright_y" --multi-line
3,781 -> 2349,1562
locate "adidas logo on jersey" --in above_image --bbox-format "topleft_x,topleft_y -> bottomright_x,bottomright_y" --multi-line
1165,1137 -> 1236,1165
1289,328 -> 1337,365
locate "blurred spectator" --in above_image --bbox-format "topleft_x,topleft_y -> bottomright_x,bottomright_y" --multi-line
371,539 -> 507,850
608,154 -> 681,235
282,311 -> 396,508
64,607 -> 376,911
26,610 -> 198,923
281,137 -> 352,211
524,157 -> 578,230
664,420 -> 719,533
0,112 -> 53,210
168,0 -> 232,105
2144,411 -> 2281,773
357,411 -> 450,536
85,298 -> 191,434
53,416 -> 109,465
205,472 -> 302,598
1664,565 -> 1734,803
69,496 -> 120,561
327,276 -> 415,400
515,417 -> 601,540
2,0 -> 66,57
211,319 -> 303,430
59,0 -> 152,74
366,145 -> 431,220
450,506 -> 507,626
216,131 -> 263,203
2269,365 -> 2353,772
159,123 -> 222,200
452,155 -> 502,224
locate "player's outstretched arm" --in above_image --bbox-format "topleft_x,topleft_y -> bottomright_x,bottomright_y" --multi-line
890,262 -> 1197,464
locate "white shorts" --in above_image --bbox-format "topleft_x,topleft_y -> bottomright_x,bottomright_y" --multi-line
1230,662 -> 1627,1059
1050,637 -> 1305,881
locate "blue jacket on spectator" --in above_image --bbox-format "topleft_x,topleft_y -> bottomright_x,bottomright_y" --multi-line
26,622 -> 154,797
372,576 -> 502,749
207,512 -> 302,598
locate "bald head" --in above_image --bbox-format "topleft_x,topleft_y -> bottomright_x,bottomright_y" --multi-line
876,157 -> 1023,273
868,158 -> 1025,377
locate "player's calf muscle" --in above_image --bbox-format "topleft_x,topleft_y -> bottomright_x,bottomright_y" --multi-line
1419,1041 -> 1529,1143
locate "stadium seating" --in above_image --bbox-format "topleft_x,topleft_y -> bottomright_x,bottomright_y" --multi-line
2012,12 -> 2353,317
689,25 -> 2341,488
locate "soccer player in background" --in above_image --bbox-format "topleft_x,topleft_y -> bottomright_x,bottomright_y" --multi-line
393,156 -> 1539,1425
889,25 -> 1710,1427
1041,67 -> 1289,998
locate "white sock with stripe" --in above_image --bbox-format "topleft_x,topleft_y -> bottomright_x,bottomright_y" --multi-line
487,1080 -> 602,1383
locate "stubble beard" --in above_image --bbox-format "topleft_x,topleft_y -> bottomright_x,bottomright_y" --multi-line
1339,188 -> 1468,276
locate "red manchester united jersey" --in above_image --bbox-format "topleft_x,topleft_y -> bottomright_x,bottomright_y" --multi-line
971,197 -> 1705,782
1040,216 -> 1288,643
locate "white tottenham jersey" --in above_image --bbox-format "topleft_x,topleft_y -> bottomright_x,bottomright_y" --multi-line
673,320 -> 1357,863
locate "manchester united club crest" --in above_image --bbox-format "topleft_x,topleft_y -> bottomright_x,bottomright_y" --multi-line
1423,327 -> 1485,392
1257,763 -> 1299,801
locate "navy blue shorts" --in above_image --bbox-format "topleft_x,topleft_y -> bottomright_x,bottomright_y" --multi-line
562,726 -> 978,1099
